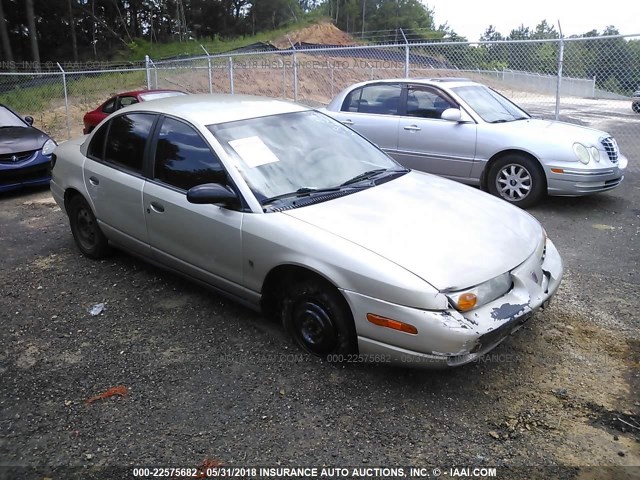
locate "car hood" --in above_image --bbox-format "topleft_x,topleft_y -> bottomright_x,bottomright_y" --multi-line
0,127 -> 49,154
283,172 -> 542,291
495,118 -> 608,143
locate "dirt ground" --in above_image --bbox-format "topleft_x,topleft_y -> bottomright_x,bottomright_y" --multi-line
272,22 -> 358,48
0,170 -> 639,480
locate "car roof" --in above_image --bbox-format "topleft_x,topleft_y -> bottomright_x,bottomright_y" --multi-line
117,89 -> 186,97
121,93 -> 309,125
348,77 -> 480,89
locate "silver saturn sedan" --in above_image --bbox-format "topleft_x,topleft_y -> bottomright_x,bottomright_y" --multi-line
324,78 -> 628,207
51,94 -> 563,368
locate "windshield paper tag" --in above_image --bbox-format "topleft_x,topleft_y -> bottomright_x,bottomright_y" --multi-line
228,136 -> 280,168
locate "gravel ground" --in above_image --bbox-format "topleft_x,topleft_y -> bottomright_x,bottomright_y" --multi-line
1,175 -> 639,480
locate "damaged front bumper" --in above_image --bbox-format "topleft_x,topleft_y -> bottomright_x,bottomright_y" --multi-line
345,238 -> 563,368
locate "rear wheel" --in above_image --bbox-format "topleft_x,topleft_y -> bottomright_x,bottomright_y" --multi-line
282,279 -> 356,357
487,154 -> 545,208
68,195 -> 111,259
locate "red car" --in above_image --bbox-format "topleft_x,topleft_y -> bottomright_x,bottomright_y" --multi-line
82,89 -> 187,134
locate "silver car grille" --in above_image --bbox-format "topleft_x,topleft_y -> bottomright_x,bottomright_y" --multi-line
600,137 -> 618,164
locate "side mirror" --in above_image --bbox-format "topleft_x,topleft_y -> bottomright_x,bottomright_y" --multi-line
24,115 -> 34,126
187,183 -> 238,207
440,108 -> 462,122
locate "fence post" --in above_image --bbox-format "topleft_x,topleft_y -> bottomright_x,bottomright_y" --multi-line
292,50 -> 298,101
330,61 -> 334,98
228,57 -> 234,94
201,45 -> 213,93
56,62 -> 70,139
154,63 -> 158,89
287,37 -> 298,102
145,55 -> 151,89
400,28 -> 409,78
281,58 -> 286,99
555,36 -> 564,120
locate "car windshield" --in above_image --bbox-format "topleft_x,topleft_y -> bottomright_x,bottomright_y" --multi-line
0,106 -> 27,128
452,85 -> 530,123
139,91 -> 187,101
208,110 -> 401,202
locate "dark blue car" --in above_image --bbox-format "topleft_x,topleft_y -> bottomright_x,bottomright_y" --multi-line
0,104 -> 56,193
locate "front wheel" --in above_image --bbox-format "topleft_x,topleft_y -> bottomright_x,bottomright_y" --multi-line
487,155 -> 546,208
68,195 -> 111,259
282,279 -> 357,357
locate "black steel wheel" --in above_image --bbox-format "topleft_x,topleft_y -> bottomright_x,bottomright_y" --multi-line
282,279 -> 356,357
68,195 -> 111,259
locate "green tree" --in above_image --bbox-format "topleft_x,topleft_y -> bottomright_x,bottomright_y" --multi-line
478,25 -> 507,70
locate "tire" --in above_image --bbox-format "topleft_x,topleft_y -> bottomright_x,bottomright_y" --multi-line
68,195 -> 111,259
282,278 -> 357,357
487,154 -> 546,208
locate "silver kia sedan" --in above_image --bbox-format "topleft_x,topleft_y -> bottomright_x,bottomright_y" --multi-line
51,94 -> 563,368
324,78 -> 628,207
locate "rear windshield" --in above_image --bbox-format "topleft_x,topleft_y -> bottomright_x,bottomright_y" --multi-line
139,91 -> 187,101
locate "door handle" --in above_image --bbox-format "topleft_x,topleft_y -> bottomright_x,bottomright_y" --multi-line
89,176 -> 99,186
150,202 -> 165,213
403,125 -> 421,131
342,119 -> 354,126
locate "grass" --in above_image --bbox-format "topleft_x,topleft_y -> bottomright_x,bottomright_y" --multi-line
0,82 -> 63,114
0,70 -> 147,115
123,17 -> 325,61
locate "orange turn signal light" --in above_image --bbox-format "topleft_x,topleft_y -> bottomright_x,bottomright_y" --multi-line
367,313 -> 418,334
457,293 -> 478,312
551,168 -> 564,174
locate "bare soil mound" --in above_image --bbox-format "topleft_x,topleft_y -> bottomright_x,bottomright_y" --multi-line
272,22 -> 356,48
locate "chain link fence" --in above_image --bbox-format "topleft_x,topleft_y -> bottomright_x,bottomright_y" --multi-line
1,34 -> 639,164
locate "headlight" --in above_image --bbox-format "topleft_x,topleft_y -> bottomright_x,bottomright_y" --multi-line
589,146 -> 600,163
42,139 -> 57,156
446,272 -> 512,312
572,143 -> 590,164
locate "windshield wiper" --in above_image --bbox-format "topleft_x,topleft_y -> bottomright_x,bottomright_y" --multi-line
341,168 -> 387,186
490,115 -> 529,123
261,186 -> 344,205
341,167 -> 409,187
261,168 -> 409,206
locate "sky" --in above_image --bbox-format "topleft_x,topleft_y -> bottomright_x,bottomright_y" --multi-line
423,0 -> 640,41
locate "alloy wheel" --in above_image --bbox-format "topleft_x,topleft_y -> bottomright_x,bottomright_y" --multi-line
496,163 -> 533,201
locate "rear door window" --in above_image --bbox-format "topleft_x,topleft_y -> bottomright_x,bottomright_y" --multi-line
342,84 -> 402,115
103,113 -> 156,173
87,121 -> 109,160
101,97 -> 116,114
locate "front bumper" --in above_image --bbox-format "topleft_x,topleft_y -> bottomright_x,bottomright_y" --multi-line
342,238 -> 563,368
545,155 -> 627,196
0,150 -> 52,193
